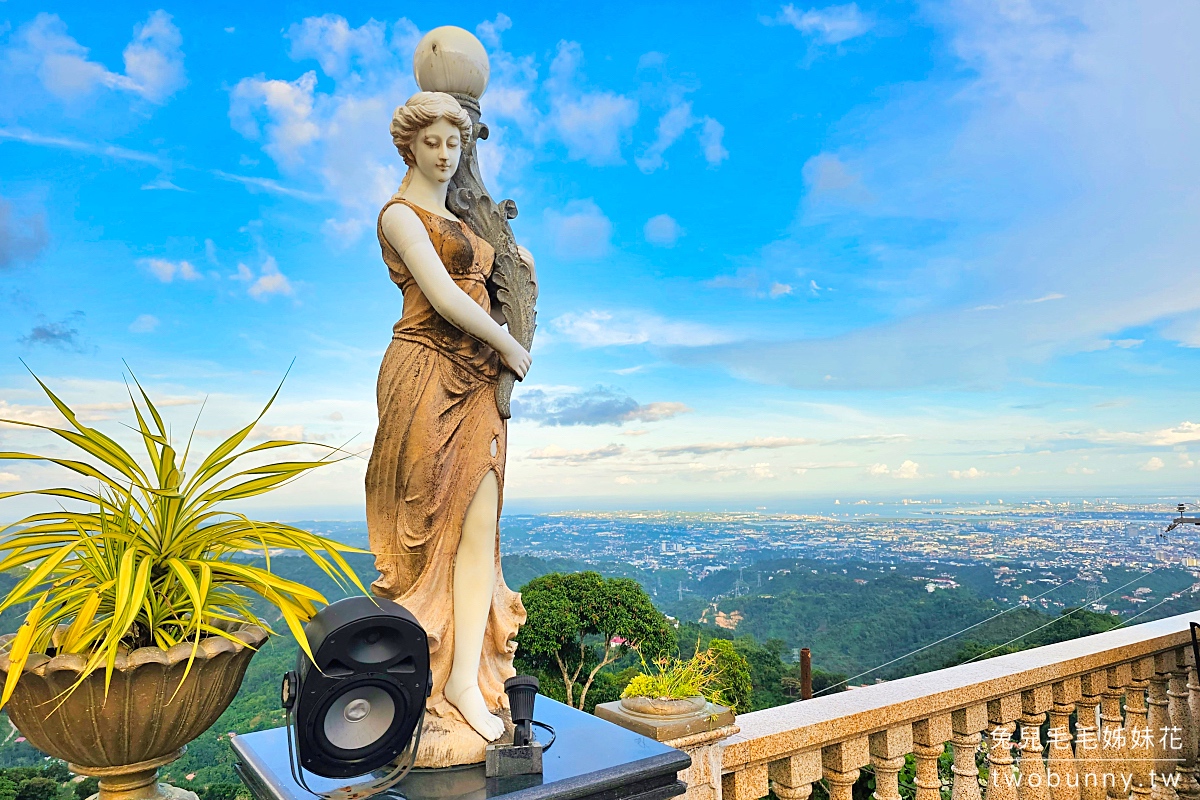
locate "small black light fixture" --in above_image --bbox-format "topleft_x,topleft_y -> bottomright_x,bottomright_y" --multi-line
485,675 -> 555,778
281,596 -> 430,799
505,675 -> 539,747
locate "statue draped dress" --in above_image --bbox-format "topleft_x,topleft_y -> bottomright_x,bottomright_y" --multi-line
366,194 -> 526,733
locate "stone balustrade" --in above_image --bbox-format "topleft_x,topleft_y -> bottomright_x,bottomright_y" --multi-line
720,611 -> 1200,800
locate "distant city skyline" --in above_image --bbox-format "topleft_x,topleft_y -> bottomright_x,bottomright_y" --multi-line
2,2 -> 1200,514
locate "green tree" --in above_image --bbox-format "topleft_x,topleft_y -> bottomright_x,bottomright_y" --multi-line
199,784 -> 241,800
15,777 -> 58,800
0,777 -> 17,800
708,639 -> 753,713
40,764 -> 68,784
517,571 -> 675,710
74,779 -> 99,800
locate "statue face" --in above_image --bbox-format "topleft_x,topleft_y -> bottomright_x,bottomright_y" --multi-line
413,118 -> 462,184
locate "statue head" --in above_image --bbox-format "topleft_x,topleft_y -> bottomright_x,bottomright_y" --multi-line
391,92 -> 473,188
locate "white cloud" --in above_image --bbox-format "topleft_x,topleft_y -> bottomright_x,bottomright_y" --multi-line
551,309 -> 731,348
543,199 -> 612,260
625,402 -> 690,422
749,463 -> 775,480
120,11 -> 187,103
476,13 -> 512,49
636,102 -> 728,173
129,314 -> 159,333
285,15 -> 389,80
225,15 -> 716,246
1079,422 -> 1200,447
654,437 -> 814,456
706,269 -> 797,300
527,444 -> 626,464
868,460 -> 922,479
226,16 -> 418,243
636,102 -> 694,173
766,3 -> 873,44
229,71 -> 321,167
0,473 -> 19,483
1141,457 -> 1165,472
545,41 -> 638,166
141,258 -> 200,283
802,153 -> 871,206
247,256 -> 294,300
698,118 -> 728,166
7,11 -> 185,104
949,466 -> 986,479
644,214 -> 683,247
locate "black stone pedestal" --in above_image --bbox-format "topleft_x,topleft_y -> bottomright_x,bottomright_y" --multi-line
230,696 -> 690,800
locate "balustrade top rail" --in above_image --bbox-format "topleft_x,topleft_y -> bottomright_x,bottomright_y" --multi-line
722,609 -> 1200,773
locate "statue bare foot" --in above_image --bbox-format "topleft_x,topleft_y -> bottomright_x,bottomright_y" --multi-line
445,678 -> 505,741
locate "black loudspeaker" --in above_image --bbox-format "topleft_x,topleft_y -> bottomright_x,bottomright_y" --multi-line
282,596 -> 431,781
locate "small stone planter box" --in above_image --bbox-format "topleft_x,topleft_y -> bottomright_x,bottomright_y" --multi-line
595,699 -> 738,800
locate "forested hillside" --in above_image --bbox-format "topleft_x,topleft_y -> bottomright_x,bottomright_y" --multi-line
1,551 -> 1194,791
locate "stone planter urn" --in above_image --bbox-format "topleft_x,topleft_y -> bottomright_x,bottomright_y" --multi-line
598,697 -> 738,800
0,623 -> 267,800
618,695 -> 708,717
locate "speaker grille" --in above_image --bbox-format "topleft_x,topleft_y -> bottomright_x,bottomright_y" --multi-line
322,685 -> 396,752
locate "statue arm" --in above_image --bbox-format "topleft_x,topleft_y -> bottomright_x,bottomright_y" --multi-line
381,203 -> 531,378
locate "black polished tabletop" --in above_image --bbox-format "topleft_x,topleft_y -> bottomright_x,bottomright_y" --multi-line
231,695 -> 690,800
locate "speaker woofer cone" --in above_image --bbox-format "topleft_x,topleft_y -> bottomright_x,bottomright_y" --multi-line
322,684 -> 397,751
310,677 -> 410,763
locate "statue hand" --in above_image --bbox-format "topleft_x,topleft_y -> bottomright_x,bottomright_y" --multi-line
498,335 -> 532,380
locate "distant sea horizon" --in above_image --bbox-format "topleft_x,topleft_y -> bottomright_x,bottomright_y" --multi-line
230,493 -> 1198,524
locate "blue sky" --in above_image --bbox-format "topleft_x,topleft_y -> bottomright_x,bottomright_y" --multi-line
2,1 -> 1199,515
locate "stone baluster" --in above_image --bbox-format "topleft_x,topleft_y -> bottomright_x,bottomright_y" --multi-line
952,705 -> 989,800
1049,678 -> 1083,800
915,714 -> 955,800
1080,672 -> 1107,800
1187,650 -> 1200,800
1019,686 -> 1053,800
871,726 -> 915,800
722,763 -> 767,800
1169,648 -> 1200,800
769,751 -> 822,800
1103,664 -> 1133,800
824,738 -> 870,800
1150,652 -> 1179,800
987,696 -> 1022,800
1127,658 -> 1155,800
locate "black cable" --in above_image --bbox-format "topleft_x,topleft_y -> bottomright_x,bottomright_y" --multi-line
531,720 -> 556,752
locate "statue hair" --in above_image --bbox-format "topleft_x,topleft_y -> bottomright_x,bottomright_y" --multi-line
392,92 -> 472,193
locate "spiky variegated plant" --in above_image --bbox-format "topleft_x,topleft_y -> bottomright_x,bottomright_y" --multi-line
0,371 -> 368,710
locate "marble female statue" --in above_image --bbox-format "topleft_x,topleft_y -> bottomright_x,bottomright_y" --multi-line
365,90 -> 534,764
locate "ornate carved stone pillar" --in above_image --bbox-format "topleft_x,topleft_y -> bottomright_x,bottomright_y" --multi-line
1127,658 -> 1155,800
1150,653 -> 1178,800
1049,678 -> 1083,800
988,696 -> 1023,800
1169,650 -> 1199,800
1019,686 -> 1054,800
914,714 -> 954,800
824,738 -> 870,800
871,727 -> 915,800
1080,672 -> 1107,800
770,751 -> 822,800
952,706 -> 988,800
1103,664 -> 1133,800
